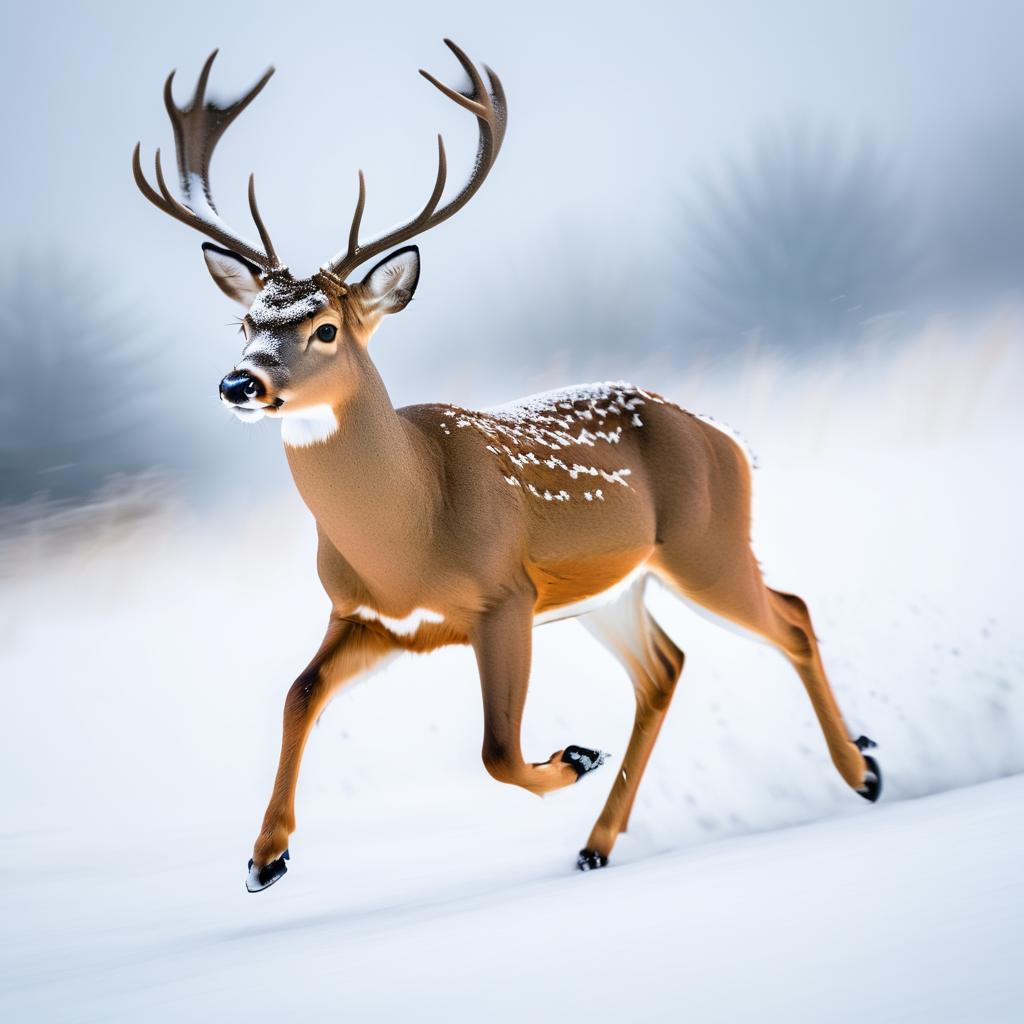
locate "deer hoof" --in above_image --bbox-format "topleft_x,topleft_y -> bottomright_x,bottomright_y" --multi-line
246,849 -> 289,892
561,745 -> 608,779
856,753 -> 883,803
576,848 -> 609,871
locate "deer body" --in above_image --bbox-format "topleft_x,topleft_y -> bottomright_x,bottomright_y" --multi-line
134,42 -> 881,893
287,381 -> 704,651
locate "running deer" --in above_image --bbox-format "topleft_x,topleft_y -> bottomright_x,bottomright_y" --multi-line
133,41 -> 881,892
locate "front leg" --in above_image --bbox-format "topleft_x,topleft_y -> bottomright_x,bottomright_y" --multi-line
248,616 -> 394,892
471,592 -> 606,796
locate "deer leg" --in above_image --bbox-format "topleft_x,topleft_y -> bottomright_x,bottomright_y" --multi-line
576,577 -> 683,870
653,548 -> 879,800
763,588 -> 881,797
248,616 -> 395,891
471,592 -> 605,796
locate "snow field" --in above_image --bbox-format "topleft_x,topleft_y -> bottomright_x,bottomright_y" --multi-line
1,315 -> 1022,1020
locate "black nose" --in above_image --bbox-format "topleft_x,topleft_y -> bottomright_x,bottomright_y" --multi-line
219,370 -> 265,405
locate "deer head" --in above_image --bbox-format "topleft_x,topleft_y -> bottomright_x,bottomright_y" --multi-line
133,41 -> 506,438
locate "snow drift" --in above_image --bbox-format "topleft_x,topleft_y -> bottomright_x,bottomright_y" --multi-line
1,314 -> 1022,1019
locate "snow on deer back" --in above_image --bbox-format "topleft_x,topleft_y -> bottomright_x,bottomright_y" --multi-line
438,381 -> 668,505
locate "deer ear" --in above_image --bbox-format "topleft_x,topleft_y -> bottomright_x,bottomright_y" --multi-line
202,243 -> 264,308
360,246 -> 420,315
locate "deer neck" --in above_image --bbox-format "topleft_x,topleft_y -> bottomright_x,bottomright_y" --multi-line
282,359 -> 437,581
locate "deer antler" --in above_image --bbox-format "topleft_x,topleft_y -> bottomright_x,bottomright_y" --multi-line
323,39 -> 507,283
132,50 -> 281,272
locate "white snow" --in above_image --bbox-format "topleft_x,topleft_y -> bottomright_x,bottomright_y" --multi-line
1,318 -> 1022,1020
184,171 -> 238,237
247,276 -> 328,328
485,380 -> 645,421
443,382 -> 650,501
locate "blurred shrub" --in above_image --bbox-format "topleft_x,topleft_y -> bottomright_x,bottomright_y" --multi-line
928,114 -> 1024,308
675,125 -> 919,352
0,256 -> 178,508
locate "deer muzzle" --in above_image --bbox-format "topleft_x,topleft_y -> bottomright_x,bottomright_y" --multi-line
220,369 -> 266,404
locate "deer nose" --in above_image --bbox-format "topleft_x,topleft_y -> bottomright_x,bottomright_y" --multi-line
220,370 -> 265,405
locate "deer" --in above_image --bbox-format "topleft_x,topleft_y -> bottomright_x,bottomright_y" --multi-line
133,40 -> 882,893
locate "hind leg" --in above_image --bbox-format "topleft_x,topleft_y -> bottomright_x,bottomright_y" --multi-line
577,575 -> 684,869
653,548 -> 877,798
764,587 -> 879,794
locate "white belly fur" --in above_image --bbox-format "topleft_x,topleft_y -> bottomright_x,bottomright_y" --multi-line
533,564 -> 648,626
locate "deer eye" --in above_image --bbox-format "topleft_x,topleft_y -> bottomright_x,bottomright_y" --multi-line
315,324 -> 337,343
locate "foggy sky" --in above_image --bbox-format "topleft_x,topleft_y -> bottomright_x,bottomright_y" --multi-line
2,0 -> 1022,434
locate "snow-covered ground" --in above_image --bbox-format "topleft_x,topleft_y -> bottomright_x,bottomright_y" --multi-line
4,774 -> 1022,1021
2,318 -> 1022,1020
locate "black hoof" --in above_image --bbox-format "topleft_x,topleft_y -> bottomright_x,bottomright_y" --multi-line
854,735 -> 878,751
561,745 -> 608,779
576,848 -> 608,872
246,849 -> 289,892
857,754 -> 883,803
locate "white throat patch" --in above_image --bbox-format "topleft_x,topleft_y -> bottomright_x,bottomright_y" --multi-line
280,404 -> 339,448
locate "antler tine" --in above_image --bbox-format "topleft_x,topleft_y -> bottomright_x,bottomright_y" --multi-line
223,64 -> 276,120
417,69 -> 487,117
192,49 -> 218,111
132,142 -> 167,211
483,65 -> 508,156
424,134 -> 449,219
422,38 -> 492,116
153,148 -> 186,210
132,143 -> 276,270
337,135 -> 447,278
135,52 -> 281,271
325,41 -> 504,282
162,50 -> 217,127
248,174 -> 279,265
348,171 -> 367,258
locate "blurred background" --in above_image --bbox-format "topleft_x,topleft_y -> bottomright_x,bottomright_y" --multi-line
2,2 -> 1023,1020
2,0 -> 1023,512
